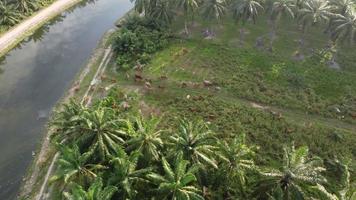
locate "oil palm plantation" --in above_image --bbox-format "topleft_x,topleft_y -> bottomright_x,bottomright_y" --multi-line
15,0 -> 38,14
125,116 -> 165,162
257,144 -> 327,200
107,148 -> 152,199
63,178 -> 117,200
50,144 -> 105,188
176,0 -> 200,34
169,119 -> 218,169
0,1 -> 22,26
147,154 -> 204,200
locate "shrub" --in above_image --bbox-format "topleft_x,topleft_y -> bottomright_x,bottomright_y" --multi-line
112,16 -> 170,70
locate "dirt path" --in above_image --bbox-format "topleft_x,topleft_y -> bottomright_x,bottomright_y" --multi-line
218,93 -> 356,133
0,0 -> 83,57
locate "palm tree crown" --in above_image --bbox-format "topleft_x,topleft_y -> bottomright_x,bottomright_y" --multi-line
231,0 -> 264,24
50,144 -> 105,187
298,0 -> 334,31
63,177 -> 117,200
201,0 -> 226,21
169,119 -> 218,168
0,1 -> 22,26
107,148 -> 152,199
271,0 -> 296,21
126,116 -> 165,161
147,154 -> 204,200
259,144 -> 327,200
331,7 -> 356,44
329,0 -> 356,16
15,0 -> 38,13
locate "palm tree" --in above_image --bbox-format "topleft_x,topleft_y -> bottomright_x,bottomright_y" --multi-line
230,0 -> 264,46
217,134 -> 256,197
325,0 -> 355,34
257,144 -> 327,200
149,0 -> 174,24
329,0 -> 355,16
298,0 -> 334,33
297,0 -> 334,55
169,119 -> 218,169
107,148 -> 152,199
147,154 -> 204,200
331,8 -> 356,45
15,0 -> 38,13
231,0 -> 264,24
269,0 -> 295,49
126,116 -> 165,162
295,0 -> 308,9
51,100 -> 85,143
50,144 -> 105,188
131,0 -> 151,13
0,1 -> 22,26
175,0 -> 200,34
200,0 -> 226,33
63,177 -> 117,200
314,160 -> 356,200
52,102 -> 129,161
271,0 -> 295,24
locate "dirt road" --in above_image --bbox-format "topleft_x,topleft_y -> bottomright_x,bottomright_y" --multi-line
0,0 -> 82,57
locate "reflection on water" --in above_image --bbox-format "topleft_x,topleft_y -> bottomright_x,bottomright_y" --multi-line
0,0 -> 132,199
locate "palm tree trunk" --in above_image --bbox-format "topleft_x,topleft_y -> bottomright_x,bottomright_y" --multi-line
268,19 -> 277,52
184,20 -> 189,35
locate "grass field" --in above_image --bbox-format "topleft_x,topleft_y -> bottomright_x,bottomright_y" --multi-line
97,14 -> 356,185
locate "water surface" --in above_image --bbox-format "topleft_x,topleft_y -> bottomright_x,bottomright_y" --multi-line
0,0 -> 132,198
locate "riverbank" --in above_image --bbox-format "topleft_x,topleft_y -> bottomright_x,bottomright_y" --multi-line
0,0 -> 84,58
18,29 -> 114,200
18,9 -> 135,199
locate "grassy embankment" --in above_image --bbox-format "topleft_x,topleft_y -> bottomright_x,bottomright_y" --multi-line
95,14 -> 356,183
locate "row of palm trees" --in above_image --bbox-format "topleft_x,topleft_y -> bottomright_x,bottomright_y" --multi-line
50,97 -> 354,199
130,0 -> 356,46
0,0 -> 53,27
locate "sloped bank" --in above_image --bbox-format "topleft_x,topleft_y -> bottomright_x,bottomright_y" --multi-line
18,10 -> 134,200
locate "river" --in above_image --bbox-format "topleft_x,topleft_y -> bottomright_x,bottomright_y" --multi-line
0,0 -> 132,199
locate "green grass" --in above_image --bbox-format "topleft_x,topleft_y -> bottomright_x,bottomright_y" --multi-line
111,41 -> 356,159
104,14 -> 356,178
